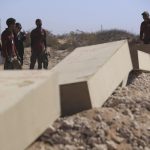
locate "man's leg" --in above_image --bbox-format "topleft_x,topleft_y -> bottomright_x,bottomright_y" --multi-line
20,52 -> 24,66
43,54 -> 48,69
37,52 -> 42,69
4,58 -> 13,70
18,51 -> 24,66
30,52 -> 37,69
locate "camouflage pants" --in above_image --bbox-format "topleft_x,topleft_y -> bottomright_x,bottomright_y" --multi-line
4,60 -> 13,70
18,50 -> 24,66
42,51 -> 49,69
30,51 -> 49,69
4,58 -> 22,70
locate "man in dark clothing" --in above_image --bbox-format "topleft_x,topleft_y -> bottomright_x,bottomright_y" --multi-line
140,11 -> 150,44
1,18 -> 21,69
30,19 -> 47,69
15,23 -> 26,66
0,42 -> 3,64
0,42 -> 1,53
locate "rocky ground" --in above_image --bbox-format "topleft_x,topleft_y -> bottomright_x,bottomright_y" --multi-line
23,47 -> 150,150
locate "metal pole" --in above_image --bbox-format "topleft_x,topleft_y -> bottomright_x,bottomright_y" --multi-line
101,24 -> 103,32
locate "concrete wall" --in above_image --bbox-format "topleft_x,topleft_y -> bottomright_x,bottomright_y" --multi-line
0,40 -> 143,149
88,41 -> 132,107
129,43 -> 150,70
138,50 -> 150,71
0,71 -> 60,150
55,40 -> 133,116
60,82 -> 92,116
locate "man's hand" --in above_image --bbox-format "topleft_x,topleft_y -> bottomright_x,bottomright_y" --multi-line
17,55 -> 21,60
12,56 -> 17,61
44,48 -> 47,53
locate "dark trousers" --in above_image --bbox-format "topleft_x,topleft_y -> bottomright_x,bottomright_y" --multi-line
144,38 -> 150,44
30,50 -> 49,69
30,51 -> 43,69
4,57 -> 22,70
4,59 -> 13,70
42,52 -> 49,69
18,51 -> 24,66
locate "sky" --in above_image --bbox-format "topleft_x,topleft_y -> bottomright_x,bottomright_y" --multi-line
0,0 -> 150,35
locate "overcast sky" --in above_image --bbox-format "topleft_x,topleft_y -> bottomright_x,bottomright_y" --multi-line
0,0 -> 150,34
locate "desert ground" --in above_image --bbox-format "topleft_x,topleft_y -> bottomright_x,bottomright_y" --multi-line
0,46 -> 150,150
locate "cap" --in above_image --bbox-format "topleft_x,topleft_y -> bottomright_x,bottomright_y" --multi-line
141,11 -> 149,16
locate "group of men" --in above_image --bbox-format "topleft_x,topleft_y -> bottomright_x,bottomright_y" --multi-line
0,11 -> 150,70
0,18 -> 48,70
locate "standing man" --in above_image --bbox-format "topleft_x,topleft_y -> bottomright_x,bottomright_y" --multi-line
15,23 -> 26,66
30,19 -> 47,69
0,41 -> 1,54
0,41 -> 3,64
140,11 -> 150,44
0,42 -> 1,51
1,18 -> 20,69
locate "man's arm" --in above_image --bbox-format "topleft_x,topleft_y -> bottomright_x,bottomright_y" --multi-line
140,23 -> 144,41
1,33 -> 8,58
0,42 -> 2,52
44,30 -> 47,49
14,42 -> 19,58
30,30 -> 34,48
21,32 -> 26,41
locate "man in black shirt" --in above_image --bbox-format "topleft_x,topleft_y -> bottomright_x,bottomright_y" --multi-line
15,23 -> 26,65
140,11 -> 150,44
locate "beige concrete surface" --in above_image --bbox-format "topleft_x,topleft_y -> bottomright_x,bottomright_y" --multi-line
138,50 -> 150,71
0,71 -> 60,150
0,64 -> 3,70
53,40 -> 133,116
130,43 -> 150,70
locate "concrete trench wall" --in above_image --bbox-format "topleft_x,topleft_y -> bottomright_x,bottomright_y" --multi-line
57,40 -> 133,116
1,40 -> 150,150
0,71 -> 60,150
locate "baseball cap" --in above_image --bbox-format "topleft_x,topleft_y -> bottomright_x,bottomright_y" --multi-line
141,11 -> 149,16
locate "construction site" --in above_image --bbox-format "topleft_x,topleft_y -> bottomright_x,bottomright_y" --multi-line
0,35 -> 150,150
